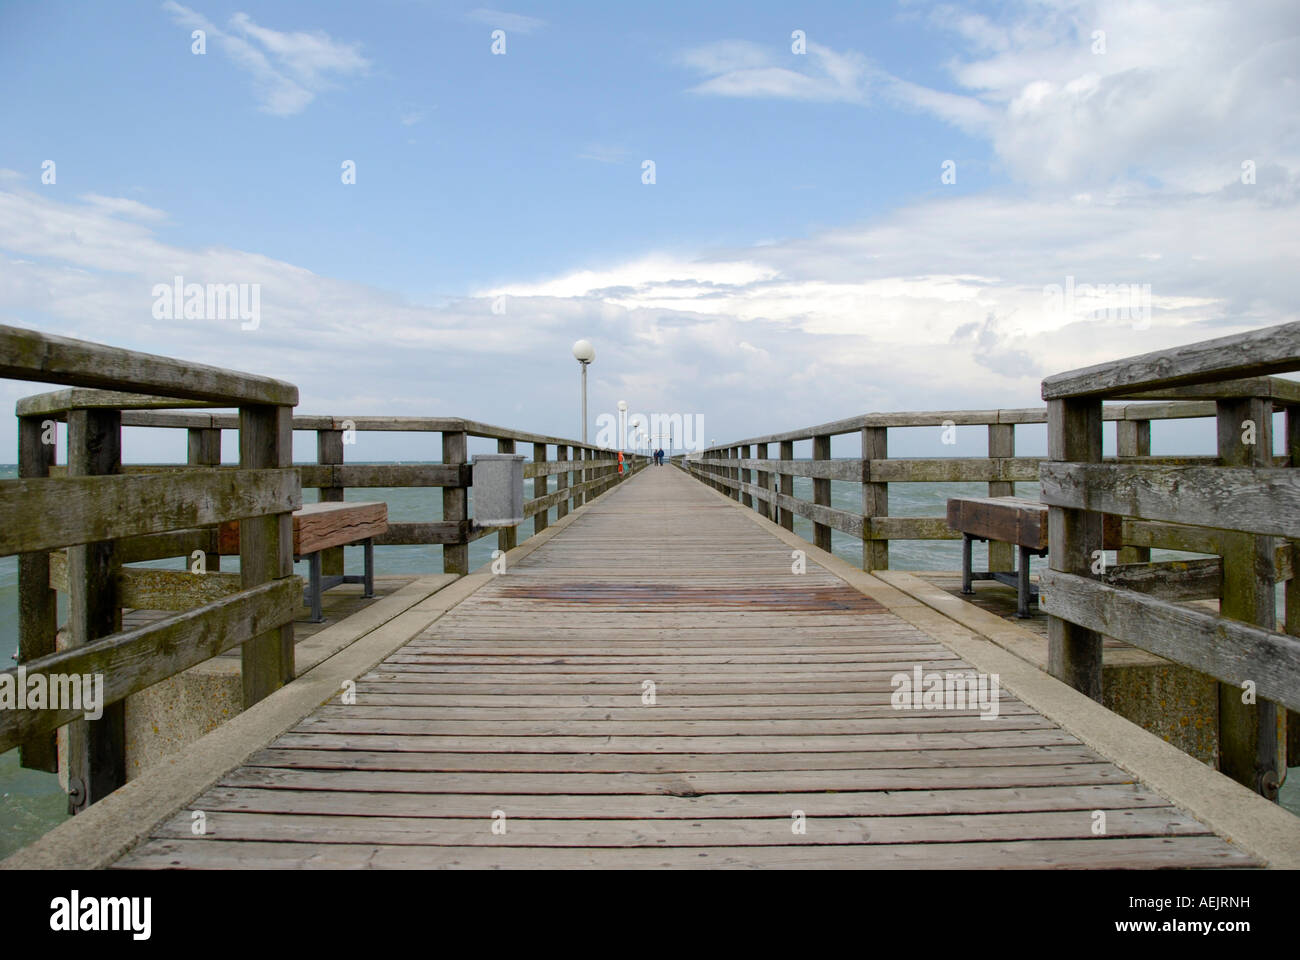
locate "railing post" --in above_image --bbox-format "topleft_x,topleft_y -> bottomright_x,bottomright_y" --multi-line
778,440 -> 794,530
755,442 -> 771,520
1288,405 -> 1300,768
442,430 -> 469,575
575,448 -> 586,508
239,405 -> 295,707
65,407 -> 125,812
1046,398 -> 1104,701
813,434 -> 832,552
497,438 -> 518,553
1216,396 -> 1282,797
533,443 -> 549,535
17,415 -> 58,773
1115,419 -> 1152,564
741,444 -> 753,509
987,422 -> 1015,572
555,444 -> 569,519
315,427 -> 345,577
862,426 -> 888,570
189,425 -> 223,572
731,447 -> 741,501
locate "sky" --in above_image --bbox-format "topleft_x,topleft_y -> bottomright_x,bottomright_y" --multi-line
0,0 -> 1297,461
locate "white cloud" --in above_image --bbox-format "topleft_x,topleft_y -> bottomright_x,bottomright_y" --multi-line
682,1 -> 1300,192
1,177 -> 1294,454
162,2 -> 369,115
465,9 -> 545,34
912,0 -> 1300,189
78,194 -> 169,222
681,40 -> 873,103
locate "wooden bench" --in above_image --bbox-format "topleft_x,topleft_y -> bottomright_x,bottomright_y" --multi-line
946,496 -> 1123,617
945,496 -> 1047,617
219,501 -> 388,623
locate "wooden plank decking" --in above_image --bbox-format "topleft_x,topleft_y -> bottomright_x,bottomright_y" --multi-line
114,466 -> 1257,868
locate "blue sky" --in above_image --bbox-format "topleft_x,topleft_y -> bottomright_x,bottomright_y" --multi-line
1,1 -> 1297,459
2,1 -> 995,294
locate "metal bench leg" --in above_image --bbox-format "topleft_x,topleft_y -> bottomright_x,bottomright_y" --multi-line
1017,545 -> 1032,618
961,534 -> 974,594
363,538 -> 374,598
308,552 -> 324,624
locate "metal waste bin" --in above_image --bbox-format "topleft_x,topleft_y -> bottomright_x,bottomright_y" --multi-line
472,453 -> 525,526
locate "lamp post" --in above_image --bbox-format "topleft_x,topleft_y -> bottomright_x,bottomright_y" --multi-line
617,400 -> 627,451
572,339 -> 595,442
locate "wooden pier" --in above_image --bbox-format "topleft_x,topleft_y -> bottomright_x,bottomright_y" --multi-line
102,466 -> 1263,868
2,322 -> 1299,869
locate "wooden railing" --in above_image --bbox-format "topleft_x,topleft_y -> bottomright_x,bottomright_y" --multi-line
3,325 -> 646,815
1038,321 -> 1300,799
679,322 -> 1299,800
19,409 -> 649,577
675,400 -> 1280,572
0,325 -> 301,812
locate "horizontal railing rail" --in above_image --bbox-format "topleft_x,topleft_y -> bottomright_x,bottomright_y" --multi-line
678,400 -> 1268,572
19,396 -> 648,577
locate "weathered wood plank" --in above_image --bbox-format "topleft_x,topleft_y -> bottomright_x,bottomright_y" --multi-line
442,432 -> 469,575
1040,462 -> 1300,538
148,808 -> 1207,846
0,323 -> 298,405
16,414 -> 58,772
946,496 -> 1048,550
1041,320 -> 1300,399
695,457 -> 864,481
1046,397 -> 1104,701
116,835 -> 1254,870
64,408 -> 124,812
1215,396 -> 1282,798
297,463 -> 467,489
0,469 -> 301,557
217,501 -> 388,556
374,522 -> 470,546
16,388 -> 217,418
0,578 -> 302,755
239,405 -> 296,707
1098,558 -> 1222,600
987,423 -> 1016,572
868,516 -> 958,541
190,782 -> 1171,818
874,457 -> 1039,483
1038,570 -> 1300,712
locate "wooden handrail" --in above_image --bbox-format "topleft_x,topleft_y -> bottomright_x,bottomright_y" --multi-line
0,325 -> 297,406
3,324 -> 300,811
1038,320 -> 1300,800
696,401 -> 1220,452
1041,321 -> 1300,399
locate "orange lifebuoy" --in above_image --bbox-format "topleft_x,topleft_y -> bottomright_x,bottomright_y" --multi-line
618,450 -> 625,473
